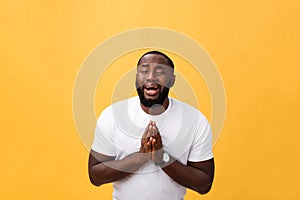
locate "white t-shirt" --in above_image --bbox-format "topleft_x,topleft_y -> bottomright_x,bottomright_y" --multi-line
91,96 -> 213,200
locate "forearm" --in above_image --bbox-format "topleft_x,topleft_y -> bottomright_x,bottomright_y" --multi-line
161,158 -> 213,194
89,152 -> 149,186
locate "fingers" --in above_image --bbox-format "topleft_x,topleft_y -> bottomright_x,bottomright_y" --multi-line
152,124 -> 159,136
142,120 -> 161,148
142,123 -> 153,140
146,120 -> 158,139
146,137 -> 152,151
151,124 -> 162,151
140,120 -> 164,164
147,124 -> 155,140
151,137 -> 163,165
142,124 -> 149,139
148,120 -> 158,134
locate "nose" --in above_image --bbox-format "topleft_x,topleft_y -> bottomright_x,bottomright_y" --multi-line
146,71 -> 157,82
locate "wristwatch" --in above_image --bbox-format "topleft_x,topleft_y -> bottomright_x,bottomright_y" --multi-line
160,152 -> 170,167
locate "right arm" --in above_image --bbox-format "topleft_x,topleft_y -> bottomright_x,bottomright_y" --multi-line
88,123 -> 154,186
88,150 -> 150,186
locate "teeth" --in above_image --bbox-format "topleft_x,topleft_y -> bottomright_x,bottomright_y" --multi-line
146,86 -> 158,90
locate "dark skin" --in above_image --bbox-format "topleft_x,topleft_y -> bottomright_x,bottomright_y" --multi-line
88,54 -> 214,194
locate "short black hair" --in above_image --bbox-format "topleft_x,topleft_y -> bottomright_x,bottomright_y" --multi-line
137,50 -> 174,69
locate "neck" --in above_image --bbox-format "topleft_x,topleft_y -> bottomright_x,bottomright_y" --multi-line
140,97 -> 169,115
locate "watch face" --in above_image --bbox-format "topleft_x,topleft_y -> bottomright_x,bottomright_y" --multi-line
163,152 -> 170,163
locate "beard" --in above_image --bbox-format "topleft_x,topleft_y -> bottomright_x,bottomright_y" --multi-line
136,82 -> 170,108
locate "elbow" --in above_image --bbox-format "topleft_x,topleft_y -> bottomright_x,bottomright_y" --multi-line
88,168 -> 104,187
195,182 -> 213,195
198,186 -> 212,195
89,174 -> 103,187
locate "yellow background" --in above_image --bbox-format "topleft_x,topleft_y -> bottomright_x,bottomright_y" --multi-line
1,0 -> 300,199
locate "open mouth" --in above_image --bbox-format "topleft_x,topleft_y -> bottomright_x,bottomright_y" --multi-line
144,85 -> 160,96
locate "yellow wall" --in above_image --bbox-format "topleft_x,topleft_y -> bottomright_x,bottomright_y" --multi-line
1,0 -> 300,199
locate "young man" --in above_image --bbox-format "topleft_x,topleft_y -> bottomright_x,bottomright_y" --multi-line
88,51 -> 214,200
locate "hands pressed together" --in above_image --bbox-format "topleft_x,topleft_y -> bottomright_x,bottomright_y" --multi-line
89,120 -> 214,194
139,120 -> 164,165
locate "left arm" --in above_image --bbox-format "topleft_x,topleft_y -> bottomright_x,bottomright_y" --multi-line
161,157 -> 214,194
151,123 -> 214,194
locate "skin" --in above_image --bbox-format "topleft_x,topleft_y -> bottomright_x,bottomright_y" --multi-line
88,54 -> 214,195
136,54 -> 175,114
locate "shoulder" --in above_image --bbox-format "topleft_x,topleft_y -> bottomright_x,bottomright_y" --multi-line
97,97 -> 139,119
170,98 -> 207,121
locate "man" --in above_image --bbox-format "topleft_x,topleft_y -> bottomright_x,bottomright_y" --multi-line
88,51 -> 214,200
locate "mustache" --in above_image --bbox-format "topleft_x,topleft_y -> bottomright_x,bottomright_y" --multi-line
135,83 -> 170,108
135,81 -> 171,89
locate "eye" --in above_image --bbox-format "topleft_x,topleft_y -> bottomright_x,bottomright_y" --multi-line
139,70 -> 148,75
155,70 -> 165,75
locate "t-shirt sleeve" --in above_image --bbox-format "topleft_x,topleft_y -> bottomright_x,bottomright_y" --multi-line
91,106 -> 116,156
188,114 -> 214,162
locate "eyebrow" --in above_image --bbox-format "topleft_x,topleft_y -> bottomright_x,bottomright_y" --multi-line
140,63 -> 150,67
154,65 -> 164,70
138,63 -> 172,71
139,63 -> 166,68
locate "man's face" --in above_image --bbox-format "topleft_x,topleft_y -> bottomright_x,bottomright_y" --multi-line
136,54 -> 175,107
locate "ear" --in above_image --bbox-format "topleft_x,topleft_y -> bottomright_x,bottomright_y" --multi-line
170,74 -> 176,87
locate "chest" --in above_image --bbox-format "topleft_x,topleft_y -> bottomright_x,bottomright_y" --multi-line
112,116 -> 196,164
